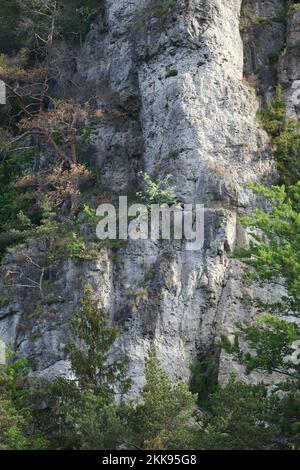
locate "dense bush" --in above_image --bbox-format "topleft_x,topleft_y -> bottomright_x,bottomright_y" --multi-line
0,355 -> 47,449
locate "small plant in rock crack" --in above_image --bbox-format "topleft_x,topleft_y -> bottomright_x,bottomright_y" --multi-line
136,172 -> 177,208
151,0 -> 178,19
168,149 -> 180,158
165,68 -> 178,78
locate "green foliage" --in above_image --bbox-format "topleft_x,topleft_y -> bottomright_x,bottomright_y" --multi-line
33,317 -> 198,450
0,341 -> 199,450
268,51 -> 280,66
286,2 -> 300,17
0,354 -> 47,449
58,0 -> 102,45
54,206 -> 110,261
236,182 -> 300,314
0,150 -> 35,228
65,285 -> 130,396
151,0 -> 178,19
0,1 -> 22,54
258,85 -> 300,185
196,377 -> 280,450
34,285 -> 130,449
0,398 -> 29,450
241,0 -> 300,27
19,0 -> 101,51
0,0 -> 102,57
165,68 -> 178,78
9,198 -> 59,251
168,149 -> 180,158
125,348 -> 197,450
258,86 -> 287,136
219,315 -> 299,376
216,314 -> 300,449
136,172 -> 177,208
65,232 -> 91,259
276,385 -> 300,448
54,392 -> 126,450
0,150 -> 36,257
7,200 -> 102,264
253,16 -> 273,27
216,178 -> 300,450
190,359 -> 218,409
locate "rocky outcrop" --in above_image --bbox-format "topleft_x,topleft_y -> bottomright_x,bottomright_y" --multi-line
1,0 -> 298,392
242,0 -> 300,116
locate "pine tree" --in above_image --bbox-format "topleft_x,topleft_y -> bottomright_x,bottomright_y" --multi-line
35,285 -> 131,449
125,348 -> 197,450
0,355 -> 47,449
196,377 -> 280,450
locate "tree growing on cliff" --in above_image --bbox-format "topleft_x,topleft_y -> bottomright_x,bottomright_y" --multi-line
195,377 -> 280,450
0,1 -> 99,218
0,354 -> 47,449
31,288 -> 198,450
125,348 -> 197,450
207,182 -> 300,450
258,86 -> 300,185
33,285 -> 131,450
236,182 -> 300,315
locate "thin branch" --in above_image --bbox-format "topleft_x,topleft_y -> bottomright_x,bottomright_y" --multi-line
4,83 -> 34,118
35,32 -> 48,44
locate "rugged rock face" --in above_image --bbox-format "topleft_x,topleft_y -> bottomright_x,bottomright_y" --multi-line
242,0 -> 300,117
1,0 -> 299,392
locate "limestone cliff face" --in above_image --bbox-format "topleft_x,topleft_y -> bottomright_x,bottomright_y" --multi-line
0,0 -> 299,391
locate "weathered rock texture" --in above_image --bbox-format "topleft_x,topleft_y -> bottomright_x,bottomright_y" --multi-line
1,0 -> 299,391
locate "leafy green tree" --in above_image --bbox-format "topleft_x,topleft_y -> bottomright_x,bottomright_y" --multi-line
196,377 -> 280,450
0,354 -> 47,449
236,182 -> 300,314
35,285 -> 131,450
18,0 -> 101,52
0,149 -> 36,257
219,315 -> 300,378
190,359 -> 218,410
258,85 -> 287,137
125,348 -> 197,450
258,85 -> 300,185
65,285 -> 130,396
217,318 -> 300,449
58,0 -> 101,45
214,182 -> 300,450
